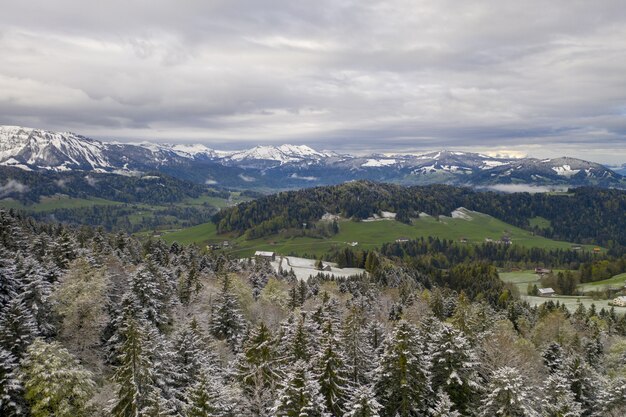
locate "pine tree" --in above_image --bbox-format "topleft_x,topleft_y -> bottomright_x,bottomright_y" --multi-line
429,323 -> 481,414
430,389 -> 461,417
185,368 -> 235,417
272,360 -> 330,417
316,319 -> 350,416
111,317 -> 156,417
127,264 -> 170,328
52,230 -> 77,269
237,322 -> 280,415
15,256 -> 56,337
565,357 -> 600,416
0,299 -> 39,359
542,342 -> 565,374
375,320 -> 431,417
344,385 -> 382,417
0,348 -> 24,417
342,307 -> 375,385
541,373 -> 583,417
0,250 -> 17,307
209,274 -> 246,349
21,339 -> 95,417
478,366 -> 538,417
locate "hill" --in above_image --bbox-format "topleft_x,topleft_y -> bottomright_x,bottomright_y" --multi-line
163,207 -> 597,258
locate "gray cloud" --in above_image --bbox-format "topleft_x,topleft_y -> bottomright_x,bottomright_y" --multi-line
1,1 -> 625,163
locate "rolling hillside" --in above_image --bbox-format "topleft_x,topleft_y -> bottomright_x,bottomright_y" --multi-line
162,208 -> 597,257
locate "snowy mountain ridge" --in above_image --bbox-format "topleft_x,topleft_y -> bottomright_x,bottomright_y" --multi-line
0,125 -> 623,189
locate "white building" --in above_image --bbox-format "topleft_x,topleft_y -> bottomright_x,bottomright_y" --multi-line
538,287 -> 556,297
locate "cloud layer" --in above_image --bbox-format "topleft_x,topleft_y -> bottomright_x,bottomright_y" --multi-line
1,1 -> 625,162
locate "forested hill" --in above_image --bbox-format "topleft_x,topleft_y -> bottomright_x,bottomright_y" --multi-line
3,207 -> 626,416
0,166 -> 207,205
213,181 -> 626,248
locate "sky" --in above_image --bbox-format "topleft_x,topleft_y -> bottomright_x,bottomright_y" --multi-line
1,0 -> 625,164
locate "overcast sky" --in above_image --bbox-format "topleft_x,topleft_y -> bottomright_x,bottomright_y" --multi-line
1,1 -> 625,163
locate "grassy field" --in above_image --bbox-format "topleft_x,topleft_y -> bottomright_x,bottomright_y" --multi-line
499,270 -> 622,311
578,273 -> 626,292
161,209 -> 598,258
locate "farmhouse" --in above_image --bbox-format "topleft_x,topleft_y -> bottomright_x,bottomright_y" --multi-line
538,287 -> 556,297
611,296 -> 626,307
395,238 -> 410,243
535,267 -> 552,275
254,251 -> 276,261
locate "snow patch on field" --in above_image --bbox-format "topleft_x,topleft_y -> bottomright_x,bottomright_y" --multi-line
362,211 -> 396,222
451,208 -> 473,220
269,256 -> 366,281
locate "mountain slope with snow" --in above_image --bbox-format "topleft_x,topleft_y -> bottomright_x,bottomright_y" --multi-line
0,125 -> 623,189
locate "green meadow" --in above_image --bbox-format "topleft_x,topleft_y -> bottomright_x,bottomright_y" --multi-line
162,210 -> 597,258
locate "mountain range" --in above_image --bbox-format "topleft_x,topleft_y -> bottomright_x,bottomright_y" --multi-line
0,125 -> 624,190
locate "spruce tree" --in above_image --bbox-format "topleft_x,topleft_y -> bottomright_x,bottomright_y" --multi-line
316,319 -> 350,416
430,389 -> 461,417
541,373 -> 583,417
342,307 -> 375,385
21,339 -> 95,417
15,256 -> 55,337
344,385 -> 382,417
375,320 -> 431,417
0,299 -> 38,359
185,368 -> 235,417
0,348 -> 24,417
272,360 -> 330,417
478,366 -> 538,417
209,274 -> 246,349
111,317 -> 156,417
237,322 -> 280,415
429,322 -> 481,414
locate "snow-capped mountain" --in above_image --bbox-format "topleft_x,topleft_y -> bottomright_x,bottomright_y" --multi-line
225,144 -> 337,167
0,126 -> 111,171
0,126 -> 623,189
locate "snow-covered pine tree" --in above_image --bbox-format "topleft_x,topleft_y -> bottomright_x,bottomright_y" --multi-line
0,299 -> 39,359
110,316 -> 156,417
375,320 -> 431,417
429,322 -> 481,414
209,273 -> 246,350
237,322 -> 280,416
0,249 -> 17,307
20,339 -> 95,417
342,306 -> 375,385
540,373 -> 583,417
145,325 -> 181,413
52,230 -> 77,269
127,263 -> 169,328
542,342 -> 565,374
0,347 -> 24,417
478,366 -> 538,417
430,389 -> 461,417
272,360 -> 330,417
15,255 -> 56,337
564,356 -> 601,416
316,319 -> 350,416
185,368 -> 234,417
344,384 -> 382,417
